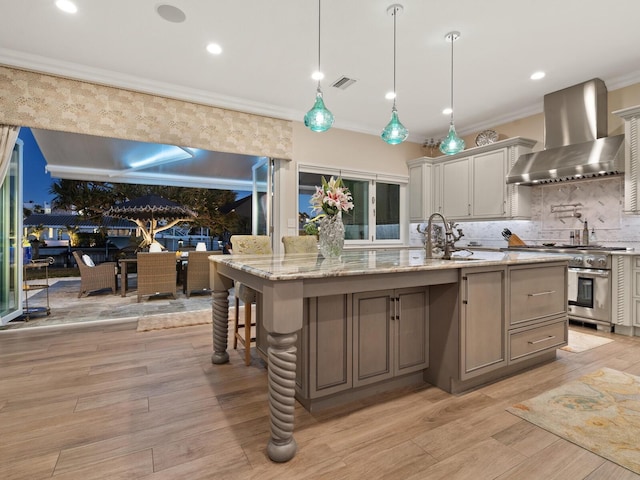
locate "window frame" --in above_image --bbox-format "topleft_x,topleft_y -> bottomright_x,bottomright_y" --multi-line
297,164 -> 407,247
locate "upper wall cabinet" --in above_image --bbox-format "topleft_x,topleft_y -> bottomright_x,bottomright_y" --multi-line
407,137 -> 537,222
614,106 -> 640,214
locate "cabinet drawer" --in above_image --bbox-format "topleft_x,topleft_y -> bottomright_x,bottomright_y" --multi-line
510,265 -> 566,325
509,318 -> 567,363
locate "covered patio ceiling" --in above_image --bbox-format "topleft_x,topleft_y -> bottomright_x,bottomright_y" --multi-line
31,128 -> 264,191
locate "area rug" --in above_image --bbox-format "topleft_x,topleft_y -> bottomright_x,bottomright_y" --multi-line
507,367 -> 640,473
560,330 -> 614,353
135,305 -> 244,331
136,309 -> 212,331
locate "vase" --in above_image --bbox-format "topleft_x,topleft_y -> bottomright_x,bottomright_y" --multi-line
318,214 -> 345,258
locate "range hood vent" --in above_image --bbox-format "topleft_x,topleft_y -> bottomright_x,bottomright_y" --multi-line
506,78 -> 625,185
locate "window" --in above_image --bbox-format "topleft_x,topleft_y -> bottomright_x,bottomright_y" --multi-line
298,167 -> 406,245
375,182 -> 400,240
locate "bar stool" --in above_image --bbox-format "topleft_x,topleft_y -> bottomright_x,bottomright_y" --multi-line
230,235 -> 272,365
281,235 -> 318,254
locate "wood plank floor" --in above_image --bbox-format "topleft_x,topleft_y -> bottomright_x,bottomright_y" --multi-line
1,321 -> 639,480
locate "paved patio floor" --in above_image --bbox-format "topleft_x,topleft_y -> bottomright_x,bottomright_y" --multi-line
2,275 -> 221,331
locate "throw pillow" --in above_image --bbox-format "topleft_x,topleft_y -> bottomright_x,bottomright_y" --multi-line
82,254 -> 95,267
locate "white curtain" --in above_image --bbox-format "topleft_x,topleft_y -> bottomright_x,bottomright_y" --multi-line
0,125 -> 20,187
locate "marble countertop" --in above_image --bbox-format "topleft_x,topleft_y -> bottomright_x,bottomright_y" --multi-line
610,249 -> 638,256
210,249 -> 570,281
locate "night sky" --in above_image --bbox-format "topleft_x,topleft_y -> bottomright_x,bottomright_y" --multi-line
19,127 -> 54,207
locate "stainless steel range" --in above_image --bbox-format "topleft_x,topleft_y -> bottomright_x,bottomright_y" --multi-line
507,245 -> 626,331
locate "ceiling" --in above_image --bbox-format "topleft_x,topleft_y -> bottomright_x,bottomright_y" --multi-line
30,128 -> 261,191
3,0 -> 640,185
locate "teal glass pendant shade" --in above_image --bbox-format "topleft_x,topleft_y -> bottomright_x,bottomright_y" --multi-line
439,123 -> 465,155
381,106 -> 409,144
304,88 -> 334,132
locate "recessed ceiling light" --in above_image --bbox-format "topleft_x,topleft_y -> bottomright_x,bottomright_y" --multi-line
311,71 -> 324,81
156,4 -> 186,23
385,91 -> 396,100
530,71 -> 546,80
442,107 -> 452,115
206,43 -> 222,55
55,0 -> 77,14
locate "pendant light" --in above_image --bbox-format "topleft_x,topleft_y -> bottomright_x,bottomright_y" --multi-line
304,0 -> 334,132
440,31 -> 465,155
381,4 -> 408,145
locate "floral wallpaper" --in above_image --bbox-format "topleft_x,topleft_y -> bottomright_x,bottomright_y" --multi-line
0,66 -> 292,159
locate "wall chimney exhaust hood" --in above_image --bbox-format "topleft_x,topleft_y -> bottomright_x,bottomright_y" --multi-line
506,78 -> 625,185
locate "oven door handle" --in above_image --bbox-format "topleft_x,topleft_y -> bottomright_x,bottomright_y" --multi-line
567,268 -> 610,278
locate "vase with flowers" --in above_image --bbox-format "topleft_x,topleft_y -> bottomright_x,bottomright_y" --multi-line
303,176 -> 354,258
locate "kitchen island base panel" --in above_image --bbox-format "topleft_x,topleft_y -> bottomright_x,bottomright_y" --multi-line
428,350 -> 558,395
211,289 -> 230,364
296,371 -> 425,412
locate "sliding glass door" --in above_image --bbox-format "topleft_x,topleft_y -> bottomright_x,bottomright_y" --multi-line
252,157 -> 273,237
1,139 -> 23,325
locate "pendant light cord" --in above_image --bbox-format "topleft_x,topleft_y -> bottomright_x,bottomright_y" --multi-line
392,6 -> 397,108
449,33 -> 455,125
317,0 -> 322,89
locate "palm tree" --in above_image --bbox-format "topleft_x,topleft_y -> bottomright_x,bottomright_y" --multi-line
49,179 -> 115,219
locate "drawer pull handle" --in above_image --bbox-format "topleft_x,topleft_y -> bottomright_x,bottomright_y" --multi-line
528,290 -> 556,297
528,335 -> 556,345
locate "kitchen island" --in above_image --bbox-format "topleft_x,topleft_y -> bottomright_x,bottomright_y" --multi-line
209,249 -> 568,462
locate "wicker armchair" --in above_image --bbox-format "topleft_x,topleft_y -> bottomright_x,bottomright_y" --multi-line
282,235 -> 318,254
183,251 -> 221,298
230,235 -> 272,365
72,250 -> 117,298
136,252 -> 177,302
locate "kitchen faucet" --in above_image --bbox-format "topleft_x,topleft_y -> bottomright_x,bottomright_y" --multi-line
418,212 -> 464,260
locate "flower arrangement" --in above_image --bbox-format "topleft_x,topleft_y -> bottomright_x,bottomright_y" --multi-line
303,176 -> 353,235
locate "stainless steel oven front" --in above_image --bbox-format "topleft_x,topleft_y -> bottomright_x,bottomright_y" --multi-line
567,266 -> 611,326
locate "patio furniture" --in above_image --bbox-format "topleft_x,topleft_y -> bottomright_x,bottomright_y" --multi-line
118,258 -> 138,297
282,235 -> 318,254
230,235 -> 272,365
136,252 -> 177,302
22,257 -> 54,320
183,250 -> 221,298
72,250 -> 118,298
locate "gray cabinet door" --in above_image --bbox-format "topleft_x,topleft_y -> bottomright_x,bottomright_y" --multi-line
442,157 -> 471,218
353,290 -> 394,387
306,294 -> 353,399
395,287 -> 429,375
460,267 -> 507,380
471,149 -> 507,218
353,288 -> 430,387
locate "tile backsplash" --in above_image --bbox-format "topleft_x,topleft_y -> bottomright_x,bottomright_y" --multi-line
410,175 -> 640,251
